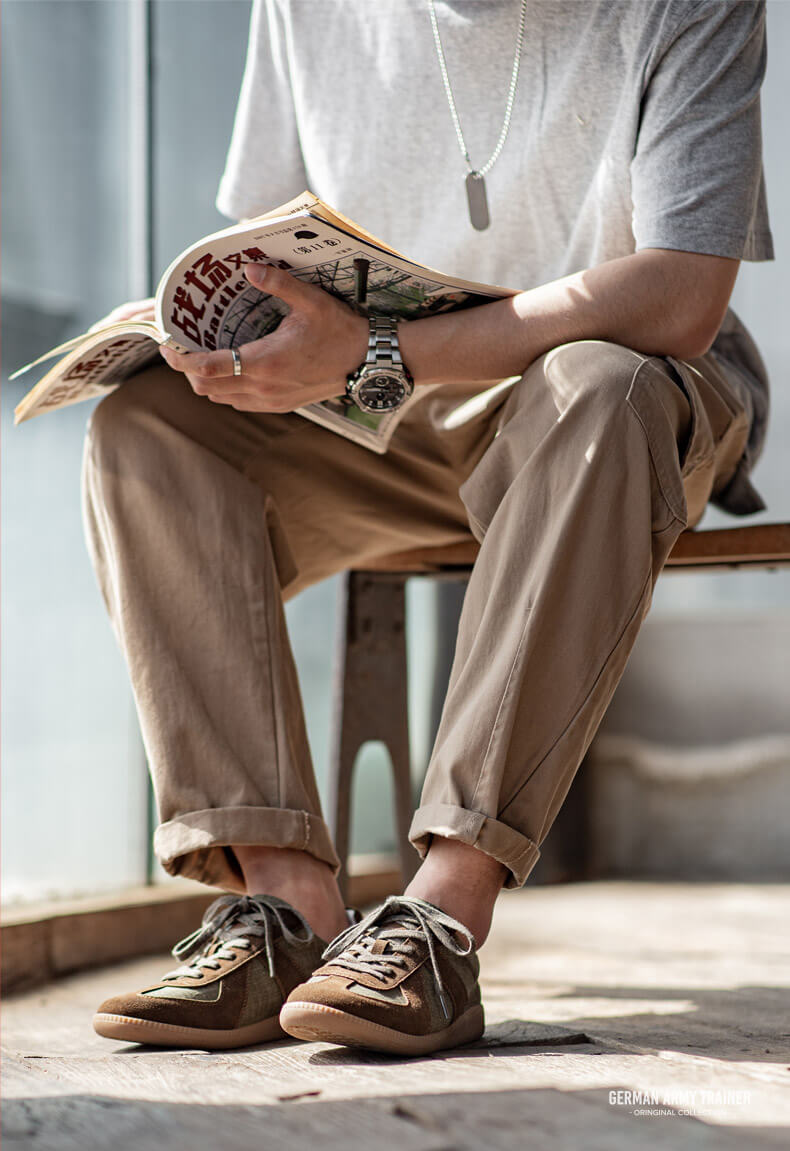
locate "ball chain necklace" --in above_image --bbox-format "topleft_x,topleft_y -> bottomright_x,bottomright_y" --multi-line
428,0 -> 528,231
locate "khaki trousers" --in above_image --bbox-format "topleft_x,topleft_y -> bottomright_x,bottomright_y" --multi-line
82,333 -> 761,890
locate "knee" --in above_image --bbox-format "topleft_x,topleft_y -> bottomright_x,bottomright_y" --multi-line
492,338 -> 691,488
539,339 -> 646,420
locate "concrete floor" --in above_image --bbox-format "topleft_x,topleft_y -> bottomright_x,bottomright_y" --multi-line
3,881 -> 789,1150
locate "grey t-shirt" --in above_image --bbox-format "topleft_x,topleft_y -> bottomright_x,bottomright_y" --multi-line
217,0 -> 773,512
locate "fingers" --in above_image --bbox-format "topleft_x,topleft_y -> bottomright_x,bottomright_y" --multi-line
160,264 -> 321,385
160,335 -> 290,402
159,344 -> 282,406
205,392 -> 297,414
245,263 -> 321,310
160,344 -> 239,380
160,346 -> 248,401
206,392 -> 254,407
158,261 -> 328,410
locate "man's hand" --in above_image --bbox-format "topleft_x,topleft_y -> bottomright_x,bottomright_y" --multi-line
160,247 -> 738,402
160,264 -> 369,413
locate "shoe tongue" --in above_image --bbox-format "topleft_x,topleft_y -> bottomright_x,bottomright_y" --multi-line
366,914 -> 420,956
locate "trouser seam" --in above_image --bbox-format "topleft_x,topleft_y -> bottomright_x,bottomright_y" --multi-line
496,563 -> 653,825
469,607 -> 530,810
530,566 -> 655,839
246,511 -> 284,809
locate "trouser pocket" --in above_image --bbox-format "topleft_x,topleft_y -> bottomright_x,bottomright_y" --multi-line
662,355 -> 750,527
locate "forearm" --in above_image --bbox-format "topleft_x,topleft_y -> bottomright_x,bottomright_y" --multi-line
399,248 -> 739,386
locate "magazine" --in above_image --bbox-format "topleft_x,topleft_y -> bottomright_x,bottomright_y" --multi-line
11,192 -> 514,452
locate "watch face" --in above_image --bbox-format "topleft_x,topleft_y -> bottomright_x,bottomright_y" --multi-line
356,370 -> 409,413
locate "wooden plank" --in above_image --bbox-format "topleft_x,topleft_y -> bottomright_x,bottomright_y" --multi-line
1,880 -> 213,929
362,539 -> 479,572
665,523 -> 790,568
361,523 -> 790,575
1,917 -> 51,997
1,884 -> 217,996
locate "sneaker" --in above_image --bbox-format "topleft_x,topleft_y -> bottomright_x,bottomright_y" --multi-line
93,894 -> 327,1049
280,895 -> 485,1056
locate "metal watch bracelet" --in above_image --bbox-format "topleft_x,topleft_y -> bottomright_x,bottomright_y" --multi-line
363,314 -> 406,369
345,315 -> 414,413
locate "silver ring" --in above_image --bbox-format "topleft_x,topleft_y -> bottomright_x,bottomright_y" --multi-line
231,347 -> 242,377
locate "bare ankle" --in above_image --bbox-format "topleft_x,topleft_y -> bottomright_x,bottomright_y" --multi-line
233,845 -> 348,943
405,836 -> 507,947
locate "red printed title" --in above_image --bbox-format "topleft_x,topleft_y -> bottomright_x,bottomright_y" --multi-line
62,337 -> 139,382
169,248 -> 293,350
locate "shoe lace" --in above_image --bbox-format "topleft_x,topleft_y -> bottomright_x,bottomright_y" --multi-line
162,894 -> 313,981
320,896 -> 474,1012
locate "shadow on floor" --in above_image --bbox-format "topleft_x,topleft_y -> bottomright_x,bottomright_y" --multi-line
483,983 -> 790,1065
3,1087 -> 786,1151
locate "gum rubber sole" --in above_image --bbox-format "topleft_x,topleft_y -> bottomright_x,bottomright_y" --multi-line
279,1001 -> 485,1056
92,1012 -> 284,1050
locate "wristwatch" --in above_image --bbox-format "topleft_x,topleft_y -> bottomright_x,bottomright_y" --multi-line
346,315 -> 414,414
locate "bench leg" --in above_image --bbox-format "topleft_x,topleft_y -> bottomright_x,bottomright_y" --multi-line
327,571 -> 419,900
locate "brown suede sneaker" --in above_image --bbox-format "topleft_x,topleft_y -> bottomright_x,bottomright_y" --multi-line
280,896 -> 485,1056
93,894 -> 327,1049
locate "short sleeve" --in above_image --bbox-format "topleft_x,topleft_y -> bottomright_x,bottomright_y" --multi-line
631,0 -> 773,262
216,0 -> 308,221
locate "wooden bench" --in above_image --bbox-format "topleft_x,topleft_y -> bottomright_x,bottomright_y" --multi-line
327,523 -> 790,896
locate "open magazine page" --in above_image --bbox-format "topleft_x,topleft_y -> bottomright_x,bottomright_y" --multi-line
253,191 -> 412,260
12,196 -> 514,443
155,210 -> 508,449
14,328 -> 160,424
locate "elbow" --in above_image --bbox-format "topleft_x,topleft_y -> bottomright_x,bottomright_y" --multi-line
666,328 -> 717,361
664,276 -> 736,361
664,308 -> 725,362
631,249 -> 739,362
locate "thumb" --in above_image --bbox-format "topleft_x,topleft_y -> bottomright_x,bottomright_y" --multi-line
245,262 -> 319,309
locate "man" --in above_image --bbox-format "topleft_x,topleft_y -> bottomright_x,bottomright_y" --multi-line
86,0 -> 772,1055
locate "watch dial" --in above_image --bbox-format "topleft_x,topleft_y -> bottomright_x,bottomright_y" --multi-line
358,373 -> 408,411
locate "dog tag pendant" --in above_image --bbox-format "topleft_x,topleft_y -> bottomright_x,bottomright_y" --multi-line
466,172 -> 490,231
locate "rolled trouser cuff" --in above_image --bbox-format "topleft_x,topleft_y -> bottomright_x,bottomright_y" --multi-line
154,806 -> 341,892
408,802 -> 540,889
